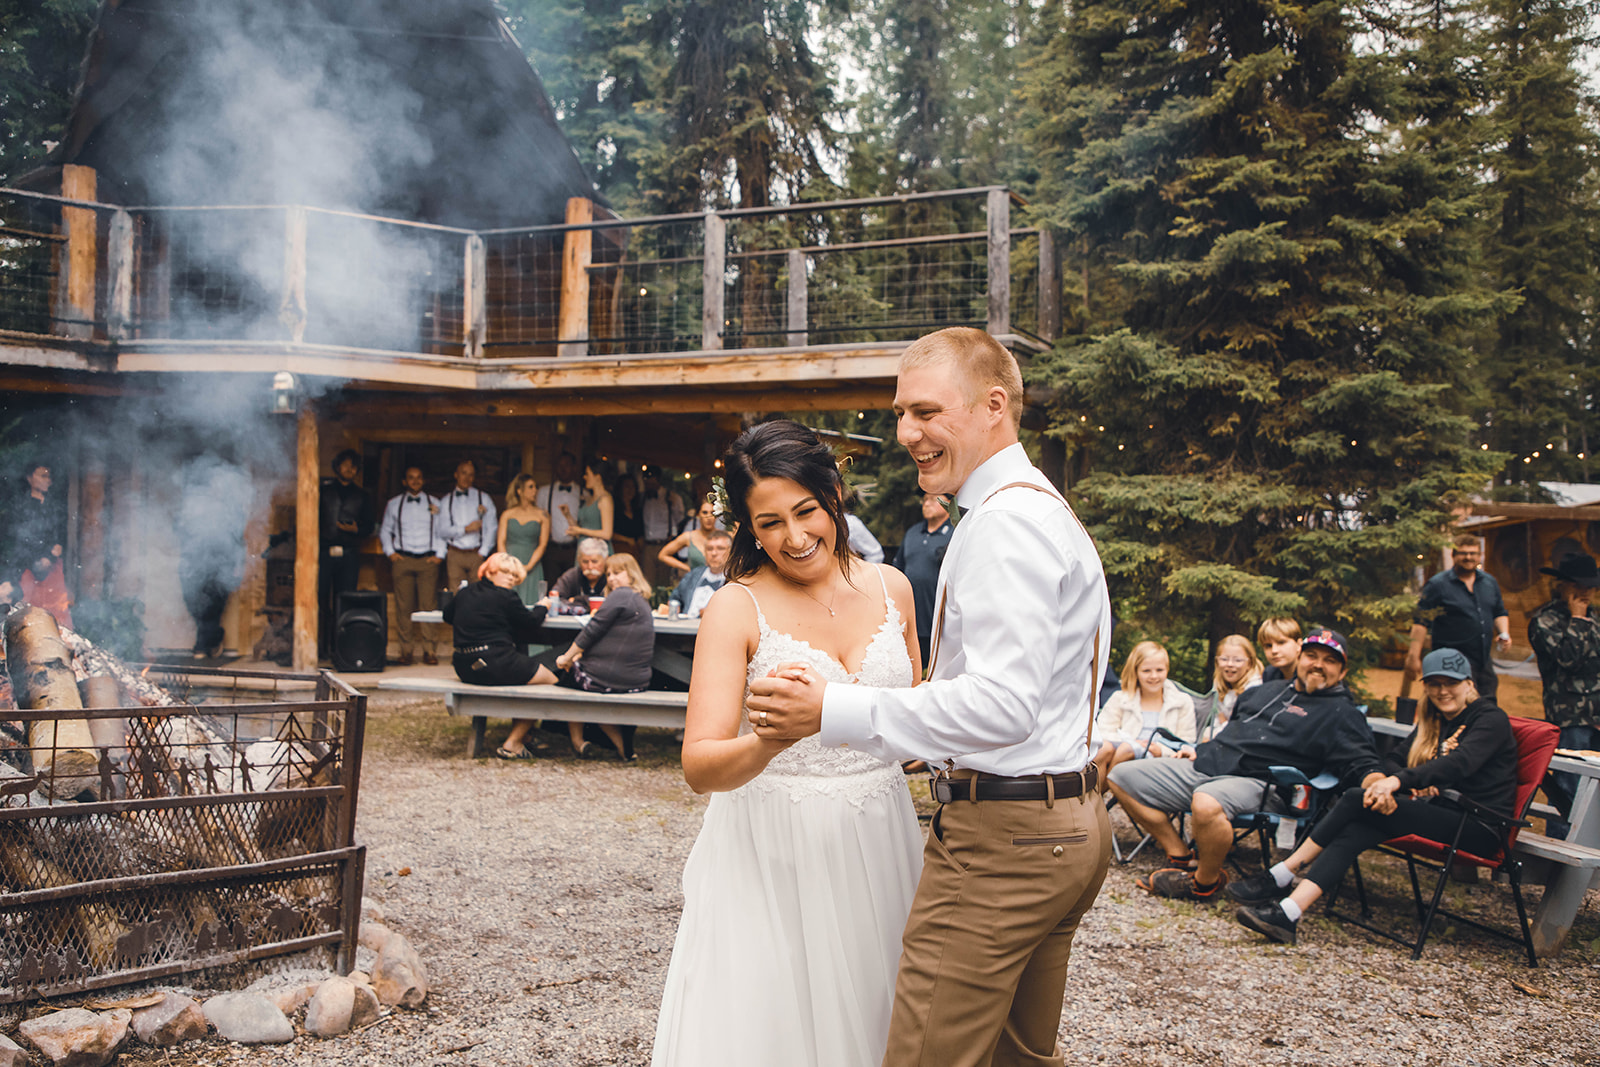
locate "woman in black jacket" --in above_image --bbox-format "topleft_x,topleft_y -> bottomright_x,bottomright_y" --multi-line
443,552 -> 550,687
1230,647 -> 1518,945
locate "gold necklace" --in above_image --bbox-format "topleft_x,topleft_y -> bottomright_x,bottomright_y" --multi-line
790,573 -> 841,616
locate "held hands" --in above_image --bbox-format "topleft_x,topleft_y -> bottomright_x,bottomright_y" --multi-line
1363,774 -> 1403,814
746,663 -> 827,740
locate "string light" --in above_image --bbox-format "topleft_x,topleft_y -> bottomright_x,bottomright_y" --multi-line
1480,444 -> 1489,450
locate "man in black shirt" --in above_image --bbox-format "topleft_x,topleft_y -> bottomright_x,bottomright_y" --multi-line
318,450 -> 374,656
1108,628 -> 1384,901
1405,534 -> 1511,698
892,493 -> 953,665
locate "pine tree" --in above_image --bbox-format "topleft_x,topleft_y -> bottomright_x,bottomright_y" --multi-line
1021,0 -> 1509,658
0,0 -> 98,183
1475,0 -> 1600,488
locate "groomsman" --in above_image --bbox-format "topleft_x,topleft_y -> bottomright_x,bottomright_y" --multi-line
440,459 -> 496,594
537,452 -> 584,577
380,466 -> 445,666
749,326 -> 1113,1067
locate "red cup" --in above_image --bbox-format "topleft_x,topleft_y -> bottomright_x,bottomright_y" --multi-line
587,596 -> 605,614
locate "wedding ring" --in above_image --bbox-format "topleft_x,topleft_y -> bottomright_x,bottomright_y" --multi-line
759,711 -> 769,728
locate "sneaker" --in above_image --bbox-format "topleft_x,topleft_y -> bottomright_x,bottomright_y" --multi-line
1236,902 -> 1298,945
1143,866 -> 1231,902
1226,869 -> 1287,905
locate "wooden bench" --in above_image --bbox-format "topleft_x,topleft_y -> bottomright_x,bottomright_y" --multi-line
374,675 -> 688,758
1511,831 -> 1600,953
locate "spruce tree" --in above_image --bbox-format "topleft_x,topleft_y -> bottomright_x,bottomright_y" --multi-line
1021,0 -> 1508,657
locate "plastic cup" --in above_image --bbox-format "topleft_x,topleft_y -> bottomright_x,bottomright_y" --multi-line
588,596 -> 605,613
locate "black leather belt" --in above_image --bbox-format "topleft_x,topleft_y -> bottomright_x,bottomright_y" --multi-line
931,765 -> 1098,803
454,644 -> 496,655
396,551 -> 434,558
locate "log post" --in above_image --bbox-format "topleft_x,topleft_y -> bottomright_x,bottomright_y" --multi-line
702,212 -> 725,351
464,233 -> 487,358
280,206 -> 308,344
785,248 -> 807,348
5,607 -> 98,799
58,164 -> 98,340
78,453 -> 107,599
558,198 -> 592,359
1038,229 -> 1060,343
986,188 -> 1010,337
293,407 -> 320,670
106,209 -> 134,341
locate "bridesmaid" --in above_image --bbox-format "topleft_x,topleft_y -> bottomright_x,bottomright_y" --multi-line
562,458 -> 614,555
497,473 -> 551,605
658,498 -> 718,577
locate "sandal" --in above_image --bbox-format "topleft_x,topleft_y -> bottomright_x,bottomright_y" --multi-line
575,741 -> 598,760
494,746 -> 532,761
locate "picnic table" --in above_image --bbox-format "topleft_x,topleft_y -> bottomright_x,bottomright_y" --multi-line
1367,715 -> 1600,957
410,608 -> 700,684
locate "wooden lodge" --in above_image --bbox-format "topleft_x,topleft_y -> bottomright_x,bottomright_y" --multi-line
0,0 -> 1061,668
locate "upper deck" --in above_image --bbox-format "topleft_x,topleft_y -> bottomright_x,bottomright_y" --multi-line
0,180 -> 1060,409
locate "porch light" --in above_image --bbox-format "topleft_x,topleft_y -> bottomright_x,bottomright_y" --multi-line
270,371 -> 298,415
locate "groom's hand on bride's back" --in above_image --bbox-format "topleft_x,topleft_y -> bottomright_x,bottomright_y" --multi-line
746,665 -> 826,739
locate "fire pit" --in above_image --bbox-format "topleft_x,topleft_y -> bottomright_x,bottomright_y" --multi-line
0,664 -> 366,1003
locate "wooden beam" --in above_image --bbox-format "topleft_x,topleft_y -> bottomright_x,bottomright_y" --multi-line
464,233 -> 486,358
1465,502 -> 1600,522
78,454 -> 107,599
59,165 -> 98,341
986,189 -> 1010,336
702,212 -> 725,351
293,406 -> 319,669
334,385 -> 897,421
105,209 -> 133,341
786,249 -> 807,348
558,198 -> 592,359
1038,230 -> 1060,343
491,348 -> 903,392
281,207 -> 307,344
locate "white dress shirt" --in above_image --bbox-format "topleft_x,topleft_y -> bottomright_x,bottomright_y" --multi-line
439,487 -> 497,555
537,482 -> 583,544
379,493 -> 445,557
642,494 -> 672,541
820,442 -> 1112,776
684,572 -> 726,617
845,513 -> 885,563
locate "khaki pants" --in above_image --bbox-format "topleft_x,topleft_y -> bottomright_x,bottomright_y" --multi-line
884,786 -> 1110,1067
445,547 -> 485,596
391,555 -> 440,656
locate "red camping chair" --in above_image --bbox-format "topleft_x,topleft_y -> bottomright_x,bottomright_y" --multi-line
1326,716 -> 1559,966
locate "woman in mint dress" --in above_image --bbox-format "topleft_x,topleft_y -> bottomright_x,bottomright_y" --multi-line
561,459 -> 614,556
497,473 -> 550,605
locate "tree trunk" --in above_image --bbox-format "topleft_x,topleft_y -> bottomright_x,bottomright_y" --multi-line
5,607 -> 98,799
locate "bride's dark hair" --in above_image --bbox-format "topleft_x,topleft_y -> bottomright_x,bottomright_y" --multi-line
721,420 -> 852,583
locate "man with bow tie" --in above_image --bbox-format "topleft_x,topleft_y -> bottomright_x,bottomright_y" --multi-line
665,528 -> 732,618
380,466 -> 446,665
535,452 -> 583,578
440,459 -> 498,596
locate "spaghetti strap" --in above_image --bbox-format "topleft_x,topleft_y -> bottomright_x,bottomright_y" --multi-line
729,582 -> 770,634
870,562 -> 900,631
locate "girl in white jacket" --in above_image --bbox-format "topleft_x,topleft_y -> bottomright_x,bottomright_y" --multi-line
1095,640 -> 1196,771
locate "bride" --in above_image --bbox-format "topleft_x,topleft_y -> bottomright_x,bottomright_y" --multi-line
651,420 -> 925,1067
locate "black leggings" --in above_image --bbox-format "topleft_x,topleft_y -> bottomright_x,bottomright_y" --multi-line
1300,787 -> 1501,893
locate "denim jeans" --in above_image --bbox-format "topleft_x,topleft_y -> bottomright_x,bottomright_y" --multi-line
1544,724 -> 1599,840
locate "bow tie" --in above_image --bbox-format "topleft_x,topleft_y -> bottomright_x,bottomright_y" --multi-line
406,495 -> 422,504
455,490 -> 468,497
557,483 -> 575,492
705,573 -> 725,585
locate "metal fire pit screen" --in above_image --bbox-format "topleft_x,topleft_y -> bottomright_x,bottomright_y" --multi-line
0,667 -> 366,1003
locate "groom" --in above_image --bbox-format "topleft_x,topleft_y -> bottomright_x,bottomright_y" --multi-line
749,326 -> 1113,1067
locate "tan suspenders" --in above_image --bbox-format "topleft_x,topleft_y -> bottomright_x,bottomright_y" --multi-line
925,481 -> 1104,757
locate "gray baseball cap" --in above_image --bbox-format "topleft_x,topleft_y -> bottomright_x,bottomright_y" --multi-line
1421,648 -> 1473,682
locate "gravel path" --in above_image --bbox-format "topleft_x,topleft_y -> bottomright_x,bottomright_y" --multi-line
105,692 -> 1600,1065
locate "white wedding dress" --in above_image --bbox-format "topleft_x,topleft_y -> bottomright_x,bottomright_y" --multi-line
651,570 -> 924,1067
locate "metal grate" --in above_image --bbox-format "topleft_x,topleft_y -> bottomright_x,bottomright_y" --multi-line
0,668 -> 365,1002
0,192 -> 73,337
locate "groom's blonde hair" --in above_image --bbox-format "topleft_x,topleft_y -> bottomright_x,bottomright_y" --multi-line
899,327 -> 1024,432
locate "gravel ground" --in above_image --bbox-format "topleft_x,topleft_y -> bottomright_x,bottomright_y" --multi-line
64,692 -> 1600,1065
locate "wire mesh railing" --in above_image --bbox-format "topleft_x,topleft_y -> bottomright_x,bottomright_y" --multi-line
0,667 -> 365,1002
0,185 -> 1056,359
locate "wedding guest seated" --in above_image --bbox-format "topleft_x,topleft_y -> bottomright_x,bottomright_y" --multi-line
500,552 -> 657,762
443,552 -> 551,690
1094,640 -> 1196,772
1204,634 -> 1264,739
548,537 -> 610,612
1231,648 -> 1518,945
1257,617 -> 1302,681
1108,629 -> 1384,901
664,529 -> 732,618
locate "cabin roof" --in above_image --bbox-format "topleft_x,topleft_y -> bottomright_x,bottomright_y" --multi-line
22,0 -> 601,227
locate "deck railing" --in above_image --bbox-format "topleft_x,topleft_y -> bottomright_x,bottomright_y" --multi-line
0,185 -> 1060,360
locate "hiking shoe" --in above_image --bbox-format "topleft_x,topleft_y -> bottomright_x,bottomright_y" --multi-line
1236,902 -> 1298,945
1143,866 -> 1230,902
1225,869 -> 1286,905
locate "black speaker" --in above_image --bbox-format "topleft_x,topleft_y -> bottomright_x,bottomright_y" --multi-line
333,590 -> 387,672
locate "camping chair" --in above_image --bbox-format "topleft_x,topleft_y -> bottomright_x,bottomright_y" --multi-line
1324,716 -> 1558,966
1228,765 -> 1341,872
1108,683 -> 1220,865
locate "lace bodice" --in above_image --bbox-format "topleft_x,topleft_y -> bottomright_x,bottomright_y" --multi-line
734,568 -> 912,805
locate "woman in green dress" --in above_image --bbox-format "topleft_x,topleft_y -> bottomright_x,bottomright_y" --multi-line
658,498 -> 718,577
497,473 -> 551,605
562,458 -> 614,556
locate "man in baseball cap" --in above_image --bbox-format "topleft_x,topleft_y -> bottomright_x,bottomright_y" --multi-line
1109,624 -> 1384,902
1528,552 -> 1600,837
